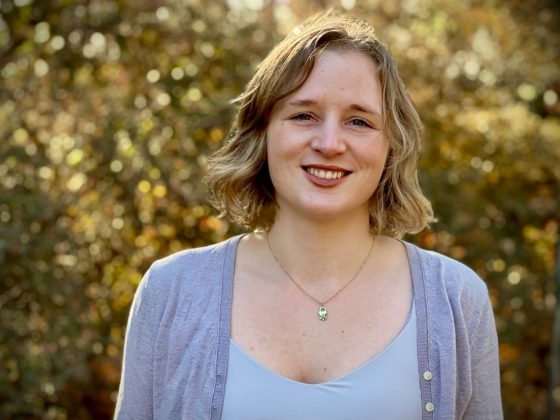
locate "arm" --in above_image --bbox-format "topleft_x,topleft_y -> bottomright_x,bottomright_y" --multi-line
463,294 -> 503,420
114,266 -> 159,420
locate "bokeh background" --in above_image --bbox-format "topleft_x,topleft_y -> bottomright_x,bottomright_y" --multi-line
1,0 -> 559,418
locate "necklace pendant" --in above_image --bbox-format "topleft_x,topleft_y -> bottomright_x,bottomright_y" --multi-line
318,305 -> 328,321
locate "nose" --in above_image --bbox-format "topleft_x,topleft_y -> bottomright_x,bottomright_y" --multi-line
311,119 -> 347,156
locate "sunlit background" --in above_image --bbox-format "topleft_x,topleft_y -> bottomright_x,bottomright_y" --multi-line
1,0 -> 559,418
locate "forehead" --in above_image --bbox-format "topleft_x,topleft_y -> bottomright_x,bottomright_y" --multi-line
280,48 -> 382,112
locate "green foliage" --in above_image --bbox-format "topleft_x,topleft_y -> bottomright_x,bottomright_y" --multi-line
0,0 -> 558,418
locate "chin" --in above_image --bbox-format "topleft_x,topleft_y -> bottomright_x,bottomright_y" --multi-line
299,203 -> 368,222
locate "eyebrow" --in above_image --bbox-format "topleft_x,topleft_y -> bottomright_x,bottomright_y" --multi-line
287,99 -> 383,119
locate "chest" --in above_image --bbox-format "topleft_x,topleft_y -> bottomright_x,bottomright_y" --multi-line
230,264 -> 413,384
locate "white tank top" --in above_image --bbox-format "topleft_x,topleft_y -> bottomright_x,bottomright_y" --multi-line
222,303 -> 421,419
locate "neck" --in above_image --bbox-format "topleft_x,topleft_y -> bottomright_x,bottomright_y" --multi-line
265,211 -> 375,287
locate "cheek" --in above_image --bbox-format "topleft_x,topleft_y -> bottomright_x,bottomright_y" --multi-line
379,145 -> 390,167
266,124 -> 300,161
359,138 -> 389,169
374,134 -> 390,161
265,131 -> 285,182
265,124 -> 282,156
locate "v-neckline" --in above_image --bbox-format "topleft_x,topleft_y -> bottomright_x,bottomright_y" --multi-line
226,234 -> 419,386
228,300 -> 416,386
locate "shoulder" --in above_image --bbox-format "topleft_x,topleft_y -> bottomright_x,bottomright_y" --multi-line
136,235 -> 241,306
404,241 -> 490,312
150,236 -> 236,278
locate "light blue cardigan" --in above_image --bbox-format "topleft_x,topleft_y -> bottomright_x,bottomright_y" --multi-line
114,235 -> 503,419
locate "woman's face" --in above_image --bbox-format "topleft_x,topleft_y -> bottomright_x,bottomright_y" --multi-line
266,48 -> 389,224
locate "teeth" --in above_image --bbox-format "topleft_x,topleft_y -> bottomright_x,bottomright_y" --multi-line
306,167 -> 345,180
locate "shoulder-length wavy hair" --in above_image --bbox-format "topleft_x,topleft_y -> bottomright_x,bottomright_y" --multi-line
205,11 -> 434,238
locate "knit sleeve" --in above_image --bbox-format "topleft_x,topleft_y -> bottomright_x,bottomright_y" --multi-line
113,266 -> 159,420
463,292 -> 503,420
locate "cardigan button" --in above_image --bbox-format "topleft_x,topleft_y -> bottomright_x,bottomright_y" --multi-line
423,370 -> 433,381
425,402 -> 435,412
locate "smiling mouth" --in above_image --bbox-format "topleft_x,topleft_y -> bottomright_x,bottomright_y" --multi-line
304,166 -> 349,180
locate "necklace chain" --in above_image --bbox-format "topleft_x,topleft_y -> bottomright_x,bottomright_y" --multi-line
266,232 -> 376,321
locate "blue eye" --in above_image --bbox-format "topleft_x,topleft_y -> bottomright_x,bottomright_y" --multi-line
292,113 -> 313,121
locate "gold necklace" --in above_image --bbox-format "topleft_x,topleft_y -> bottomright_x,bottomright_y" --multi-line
266,233 -> 376,321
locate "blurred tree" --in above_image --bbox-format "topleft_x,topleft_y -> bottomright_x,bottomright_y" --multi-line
0,0 -> 558,418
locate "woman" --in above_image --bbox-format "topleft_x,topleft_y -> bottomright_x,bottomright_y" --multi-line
115,12 -> 503,420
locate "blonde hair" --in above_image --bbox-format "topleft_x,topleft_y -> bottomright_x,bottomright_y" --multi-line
205,11 -> 434,238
